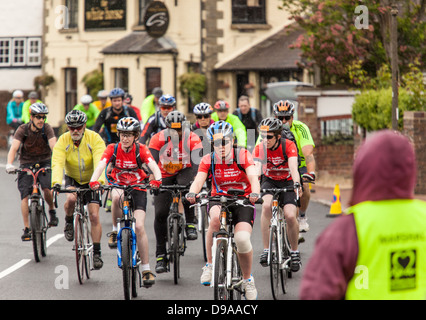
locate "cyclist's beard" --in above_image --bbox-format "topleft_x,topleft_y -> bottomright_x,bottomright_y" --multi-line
71,131 -> 84,142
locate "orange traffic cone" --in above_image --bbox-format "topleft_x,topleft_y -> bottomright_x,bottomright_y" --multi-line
327,184 -> 342,217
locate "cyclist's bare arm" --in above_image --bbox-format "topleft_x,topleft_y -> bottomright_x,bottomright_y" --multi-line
147,159 -> 162,181
189,171 -> 208,195
48,136 -> 57,151
288,156 -> 301,185
90,159 -> 107,184
245,165 -> 260,194
301,144 -> 315,173
7,139 -> 21,165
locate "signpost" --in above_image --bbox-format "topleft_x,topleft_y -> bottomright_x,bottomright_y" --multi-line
144,1 -> 170,38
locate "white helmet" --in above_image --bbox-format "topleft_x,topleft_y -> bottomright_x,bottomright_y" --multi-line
81,94 -> 93,104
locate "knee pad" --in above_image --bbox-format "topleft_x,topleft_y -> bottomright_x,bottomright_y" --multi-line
234,231 -> 252,254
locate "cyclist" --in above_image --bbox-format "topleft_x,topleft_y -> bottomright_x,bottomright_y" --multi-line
92,87 -> 139,145
140,94 -> 176,145
90,117 -> 162,286
253,117 -> 302,272
73,94 -> 100,129
21,91 -> 42,124
140,87 -> 162,124
6,103 -> 57,241
211,100 -> 247,148
6,90 -> 24,131
191,102 -> 215,152
186,121 -> 261,300
273,100 -> 316,233
123,93 -> 142,121
51,110 -> 106,269
148,111 -> 202,273
93,89 -> 111,112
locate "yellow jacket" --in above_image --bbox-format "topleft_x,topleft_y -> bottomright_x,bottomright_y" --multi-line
52,129 -> 106,186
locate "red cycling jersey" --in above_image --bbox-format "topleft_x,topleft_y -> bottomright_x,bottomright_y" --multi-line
149,130 -> 202,178
252,140 -> 298,181
198,148 -> 254,197
101,143 -> 154,185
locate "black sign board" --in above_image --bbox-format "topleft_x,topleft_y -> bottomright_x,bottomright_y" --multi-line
144,1 -> 169,38
85,0 -> 126,30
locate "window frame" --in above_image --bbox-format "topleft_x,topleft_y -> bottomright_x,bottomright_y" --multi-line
231,0 -> 266,25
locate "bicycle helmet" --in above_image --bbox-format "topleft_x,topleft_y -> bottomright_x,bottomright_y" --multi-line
159,94 -> 176,107
97,90 -> 109,98
165,111 -> 186,129
273,100 -> 295,117
81,94 -> 93,104
109,87 -> 125,99
152,87 -> 163,98
258,117 -> 283,134
124,93 -> 133,104
30,102 -> 49,115
117,117 -> 141,135
214,100 -> 230,111
193,102 -> 213,115
65,110 -> 87,127
207,120 -> 234,142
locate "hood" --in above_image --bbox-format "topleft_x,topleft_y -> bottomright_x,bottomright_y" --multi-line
349,130 -> 416,206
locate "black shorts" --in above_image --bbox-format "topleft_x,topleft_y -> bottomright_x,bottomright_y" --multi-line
128,189 -> 147,212
261,176 -> 298,207
65,176 -> 101,205
17,161 -> 51,200
209,199 -> 255,228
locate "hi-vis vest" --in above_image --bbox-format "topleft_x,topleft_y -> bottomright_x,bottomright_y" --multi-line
345,199 -> 426,300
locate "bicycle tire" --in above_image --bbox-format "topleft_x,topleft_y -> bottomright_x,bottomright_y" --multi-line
121,228 -> 132,300
214,240 -> 228,300
269,225 -> 285,299
201,206 -> 208,262
281,221 -> 291,292
74,214 -> 85,284
30,201 -> 41,262
40,209 -> 47,258
132,254 -> 139,298
172,218 -> 180,285
83,215 -> 92,280
230,244 -> 242,300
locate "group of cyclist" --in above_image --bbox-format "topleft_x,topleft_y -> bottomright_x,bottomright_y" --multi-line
6,87 -> 316,300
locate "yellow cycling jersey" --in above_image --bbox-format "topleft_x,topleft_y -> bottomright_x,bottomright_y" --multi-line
51,129 -> 106,186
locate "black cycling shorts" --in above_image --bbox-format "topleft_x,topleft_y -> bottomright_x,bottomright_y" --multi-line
261,176 -> 298,207
209,200 -> 255,228
128,189 -> 147,212
65,176 -> 101,205
17,161 -> 51,200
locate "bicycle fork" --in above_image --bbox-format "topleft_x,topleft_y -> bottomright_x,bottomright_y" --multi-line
117,205 -> 137,269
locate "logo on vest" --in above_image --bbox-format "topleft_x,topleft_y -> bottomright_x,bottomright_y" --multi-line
390,249 -> 417,291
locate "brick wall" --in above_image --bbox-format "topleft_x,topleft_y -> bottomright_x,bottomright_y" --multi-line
403,111 -> 426,194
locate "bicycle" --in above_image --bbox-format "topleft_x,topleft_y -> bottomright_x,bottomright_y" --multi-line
158,184 -> 191,285
204,189 -> 263,300
102,183 -> 149,300
261,185 -> 300,300
195,188 -> 209,262
12,165 -> 51,262
54,187 -> 97,285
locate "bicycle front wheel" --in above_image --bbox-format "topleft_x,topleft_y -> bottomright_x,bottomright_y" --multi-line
269,225 -> 285,299
200,206 -> 209,262
30,201 -> 41,262
214,240 -> 228,300
172,218 -> 180,285
121,228 -> 133,300
74,214 -> 85,284
230,244 -> 242,300
83,215 -> 92,280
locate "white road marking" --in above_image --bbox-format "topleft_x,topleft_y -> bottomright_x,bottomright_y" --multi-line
46,233 -> 64,247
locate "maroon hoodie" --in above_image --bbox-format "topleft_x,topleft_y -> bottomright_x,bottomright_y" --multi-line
299,130 -> 417,300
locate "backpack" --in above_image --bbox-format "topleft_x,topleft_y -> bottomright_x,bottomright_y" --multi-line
236,108 -> 256,124
22,122 -> 48,145
280,127 -> 302,168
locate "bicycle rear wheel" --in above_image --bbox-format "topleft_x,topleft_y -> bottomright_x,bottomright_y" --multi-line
121,228 -> 133,300
269,225 -> 285,299
30,201 -> 41,262
214,240 -> 228,300
74,214 -> 85,284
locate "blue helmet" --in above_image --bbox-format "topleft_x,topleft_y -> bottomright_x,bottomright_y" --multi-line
193,102 -> 213,115
159,94 -> 176,107
207,121 -> 234,142
109,87 -> 125,99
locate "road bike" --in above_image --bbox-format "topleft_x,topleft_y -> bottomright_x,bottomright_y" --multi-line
12,165 -> 51,262
54,187 -> 97,284
103,183 -> 149,300
261,185 -> 299,300
206,189 -> 263,300
158,184 -> 191,285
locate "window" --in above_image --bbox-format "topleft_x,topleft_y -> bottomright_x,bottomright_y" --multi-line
65,0 -> 78,29
65,68 -> 77,114
232,0 -> 266,24
114,68 -> 129,93
0,37 -> 42,67
145,68 -> 161,96
321,117 -> 353,140
139,0 -> 153,25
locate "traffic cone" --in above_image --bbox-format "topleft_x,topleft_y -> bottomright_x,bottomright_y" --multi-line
327,184 -> 342,217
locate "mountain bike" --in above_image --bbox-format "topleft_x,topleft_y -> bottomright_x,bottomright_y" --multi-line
102,183 -> 149,300
54,187 -> 97,284
207,189 -> 263,300
261,185 -> 299,300
12,165 -> 51,262
158,184 -> 191,285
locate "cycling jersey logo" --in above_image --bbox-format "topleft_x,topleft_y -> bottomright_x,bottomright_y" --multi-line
390,249 -> 417,291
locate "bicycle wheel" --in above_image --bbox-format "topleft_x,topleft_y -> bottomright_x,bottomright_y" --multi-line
83,215 -> 92,280
30,201 -> 41,262
121,228 -> 132,300
132,252 -> 140,298
74,214 -> 85,284
201,206 -> 209,262
40,209 -> 47,258
172,218 -> 180,285
214,240 -> 228,300
269,225 -> 285,299
281,222 -> 291,292
230,244 -> 242,300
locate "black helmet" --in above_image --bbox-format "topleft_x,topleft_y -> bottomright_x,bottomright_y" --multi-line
65,110 -> 87,127
165,111 -> 186,129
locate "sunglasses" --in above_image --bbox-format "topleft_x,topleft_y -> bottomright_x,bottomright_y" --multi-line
278,116 -> 292,121
160,106 -> 173,110
196,115 -> 210,119
68,125 -> 84,131
213,139 -> 232,147
34,115 -> 47,120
